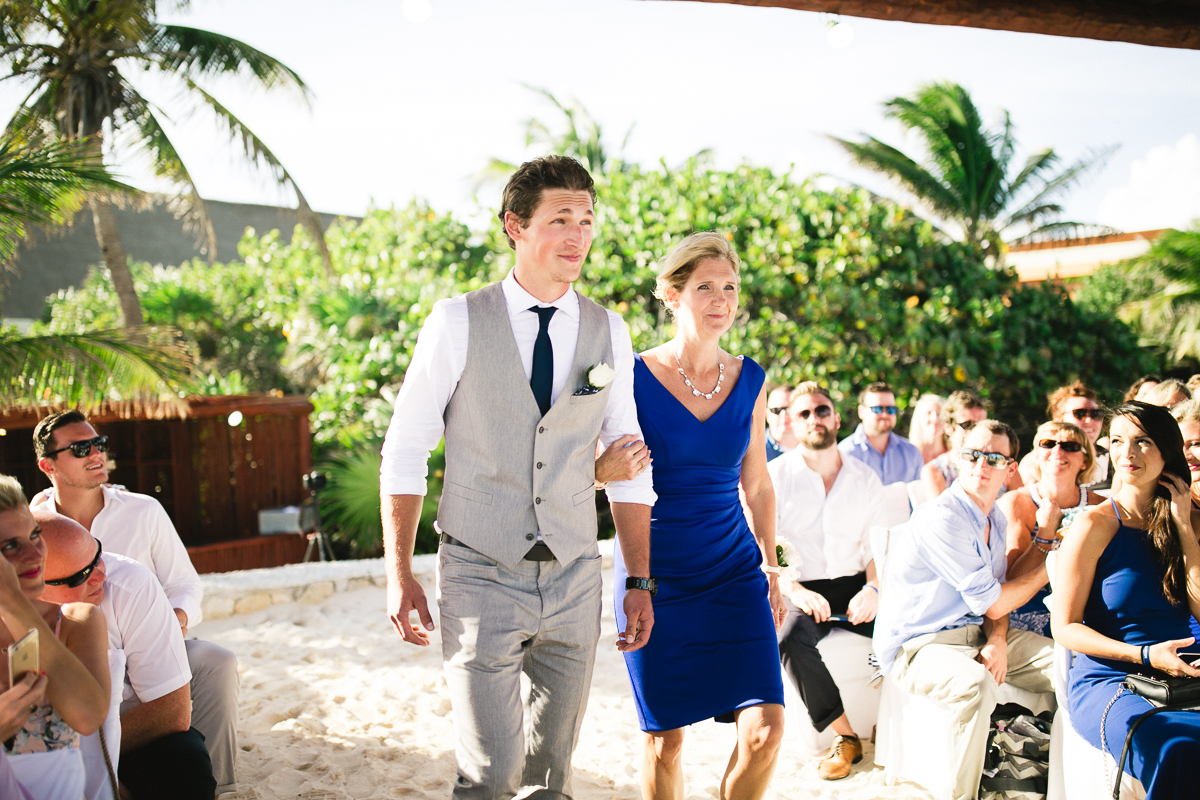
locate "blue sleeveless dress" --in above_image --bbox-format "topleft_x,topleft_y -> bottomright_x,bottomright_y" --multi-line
1066,500 -> 1200,798
613,354 -> 784,732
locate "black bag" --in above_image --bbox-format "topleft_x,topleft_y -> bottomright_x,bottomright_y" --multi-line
1122,672 -> 1200,707
979,703 -> 1054,800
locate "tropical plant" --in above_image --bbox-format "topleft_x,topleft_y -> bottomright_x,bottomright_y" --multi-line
1113,224 -> 1200,362
829,82 -> 1115,256
0,0 -> 331,328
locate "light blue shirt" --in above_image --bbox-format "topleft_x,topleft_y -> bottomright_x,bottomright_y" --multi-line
873,480 -> 1008,674
838,424 -> 924,485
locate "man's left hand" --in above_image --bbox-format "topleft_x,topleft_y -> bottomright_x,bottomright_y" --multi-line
174,608 -> 188,638
979,640 -> 1009,685
618,588 -> 654,652
847,585 -> 878,625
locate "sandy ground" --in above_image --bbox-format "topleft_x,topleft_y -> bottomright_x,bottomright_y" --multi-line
195,569 -> 933,800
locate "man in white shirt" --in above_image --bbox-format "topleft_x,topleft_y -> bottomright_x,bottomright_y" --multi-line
37,510 -> 216,800
30,411 -> 239,795
381,156 -> 656,800
768,382 -> 884,781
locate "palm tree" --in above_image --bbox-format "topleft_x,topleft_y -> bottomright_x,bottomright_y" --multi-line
1118,224 -> 1200,362
829,82 -> 1115,257
0,0 -> 332,328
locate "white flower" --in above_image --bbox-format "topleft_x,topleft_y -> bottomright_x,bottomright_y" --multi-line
588,362 -> 615,389
777,539 -> 801,583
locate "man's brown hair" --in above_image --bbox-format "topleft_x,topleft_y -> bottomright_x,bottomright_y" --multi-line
941,390 -> 987,425
858,381 -> 894,405
1046,380 -> 1096,419
33,409 -> 88,459
498,156 -> 596,249
973,419 -> 1021,461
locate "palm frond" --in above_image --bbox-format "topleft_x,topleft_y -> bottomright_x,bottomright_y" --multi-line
0,327 -> 192,416
1007,220 -> 1120,245
826,134 -> 962,219
1002,145 -> 1118,232
148,24 -> 310,103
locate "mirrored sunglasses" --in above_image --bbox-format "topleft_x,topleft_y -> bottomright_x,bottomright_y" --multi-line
1071,408 -> 1105,421
44,538 -> 102,588
960,448 -> 1013,469
795,405 -> 834,421
1038,439 -> 1083,453
868,405 -> 899,415
46,435 -> 109,459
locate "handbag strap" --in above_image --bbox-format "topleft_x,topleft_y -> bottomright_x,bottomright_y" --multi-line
98,726 -> 119,799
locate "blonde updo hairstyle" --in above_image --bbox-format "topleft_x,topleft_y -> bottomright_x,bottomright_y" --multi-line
653,232 -> 741,315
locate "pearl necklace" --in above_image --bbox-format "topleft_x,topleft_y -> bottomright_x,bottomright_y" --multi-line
674,352 -> 724,399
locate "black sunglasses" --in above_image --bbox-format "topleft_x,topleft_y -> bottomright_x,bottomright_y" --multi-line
44,538 -> 103,588
767,407 -> 789,416
867,405 -> 899,415
795,405 -> 834,420
46,435 -> 109,459
956,420 -> 979,432
1038,439 -> 1083,453
960,448 -> 1014,469
1070,408 -> 1105,421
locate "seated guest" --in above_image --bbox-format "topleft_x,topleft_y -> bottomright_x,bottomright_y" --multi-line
0,476 -> 109,799
1169,399 -> 1200,653
874,422 -> 1054,800
1125,374 -> 1162,402
766,384 -> 798,461
30,411 -> 239,794
1141,378 -> 1192,409
1187,374 -> 1200,395
769,383 -> 884,780
36,511 -> 216,800
906,394 -> 947,464
1017,382 -> 1110,491
919,390 -> 988,499
1052,402 -> 1200,799
998,422 -> 1102,636
838,381 -> 924,484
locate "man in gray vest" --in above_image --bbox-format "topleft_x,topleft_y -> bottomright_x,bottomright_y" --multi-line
381,156 -> 657,800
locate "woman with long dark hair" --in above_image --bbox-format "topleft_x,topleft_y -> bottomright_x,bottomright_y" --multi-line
1052,402 -> 1200,798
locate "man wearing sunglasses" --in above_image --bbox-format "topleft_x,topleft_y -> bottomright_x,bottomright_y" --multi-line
36,510 -> 215,800
765,384 -> 799,462
838,382 -> 924,486
29,410 -> 238,795
873,420 -> 1055,800
768,383 -> 885,780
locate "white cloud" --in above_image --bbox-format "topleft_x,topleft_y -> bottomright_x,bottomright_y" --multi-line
1097,134 -> 1200,231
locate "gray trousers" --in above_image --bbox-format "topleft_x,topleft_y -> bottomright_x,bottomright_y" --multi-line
185,638 -> 240,793
892,625 -> 1054,800
437,541 -> 603,800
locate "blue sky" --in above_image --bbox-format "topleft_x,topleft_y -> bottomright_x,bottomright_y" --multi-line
4,0 -> 1199,231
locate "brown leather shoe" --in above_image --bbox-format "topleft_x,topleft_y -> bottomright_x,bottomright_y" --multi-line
817,734 -> 863,780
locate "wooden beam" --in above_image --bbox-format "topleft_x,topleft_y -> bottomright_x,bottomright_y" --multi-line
659,1 -> 1200,50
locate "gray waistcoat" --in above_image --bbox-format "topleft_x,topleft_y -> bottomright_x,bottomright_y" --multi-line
437,282 -> 614,569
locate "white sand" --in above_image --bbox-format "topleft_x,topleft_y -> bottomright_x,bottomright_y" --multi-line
195,566 -> 934,800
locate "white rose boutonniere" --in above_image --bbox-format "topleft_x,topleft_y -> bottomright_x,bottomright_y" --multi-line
574,362 -> 615,397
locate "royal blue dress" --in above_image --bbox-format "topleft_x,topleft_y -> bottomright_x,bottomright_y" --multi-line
1066,500 -> 1200,798
613,354 -> 784,732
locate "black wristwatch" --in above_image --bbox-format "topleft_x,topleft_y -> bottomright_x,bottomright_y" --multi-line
625,576 -> 658,597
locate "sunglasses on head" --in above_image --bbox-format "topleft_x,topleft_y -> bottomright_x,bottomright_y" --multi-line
1038,439 -> 1083,453
44,538 -> 102,588
867,405 -> 898,415
46,435 -> 108,459
795,405 -> 834,420
960,448 -> 1013,469
1070,408 -> 1105,421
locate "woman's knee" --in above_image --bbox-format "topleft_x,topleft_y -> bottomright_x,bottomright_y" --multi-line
644,729 -> 685,763
740,705 -> 785,756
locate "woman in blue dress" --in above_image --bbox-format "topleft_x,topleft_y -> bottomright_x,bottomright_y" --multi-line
613,232 -> 786,800
1052,402 -> 1200,798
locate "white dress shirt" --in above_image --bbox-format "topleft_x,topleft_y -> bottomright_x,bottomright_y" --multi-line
380,270 -> 655,506
31,485 -> 205,627
768,450 -> 885,582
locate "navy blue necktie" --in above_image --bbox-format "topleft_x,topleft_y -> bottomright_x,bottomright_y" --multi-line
529,306 -> 556,416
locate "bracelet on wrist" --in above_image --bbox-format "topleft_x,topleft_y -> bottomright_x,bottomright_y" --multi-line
1141,644 -> 1152,667
865,584 -> 878,593
761,565 -> 781,575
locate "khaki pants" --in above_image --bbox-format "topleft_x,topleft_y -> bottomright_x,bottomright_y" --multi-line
893,625 -> 1054,800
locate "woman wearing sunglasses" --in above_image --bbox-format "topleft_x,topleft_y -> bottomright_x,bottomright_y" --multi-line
1052,403 -> 1200,798
0,475 -> 109,799
1018,382 -> 1111,493
997,422 -> 1102,637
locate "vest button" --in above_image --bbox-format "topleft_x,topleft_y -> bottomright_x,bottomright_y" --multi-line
538,426 -> 545,433
537,462 -> 543,469
535,497 -> 542,504
526,533 -> 534,541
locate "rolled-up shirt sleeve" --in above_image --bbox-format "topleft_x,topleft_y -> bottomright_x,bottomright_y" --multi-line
600,310 -> 656,507
917,506 -> 1002,616
380,298 -> 468,496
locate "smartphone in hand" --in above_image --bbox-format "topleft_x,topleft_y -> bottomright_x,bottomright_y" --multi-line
8,628 -> 38,688
1177,651 -> 1200,666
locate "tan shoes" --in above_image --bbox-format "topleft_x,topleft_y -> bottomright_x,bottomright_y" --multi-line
817,734 -> 863,780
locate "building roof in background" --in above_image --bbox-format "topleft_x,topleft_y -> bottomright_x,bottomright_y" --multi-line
1007,229 -> 1165,283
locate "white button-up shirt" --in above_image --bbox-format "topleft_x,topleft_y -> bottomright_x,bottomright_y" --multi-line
31,485 -> 205,627
768,449 -> 885,582
380,270 -> 655,506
